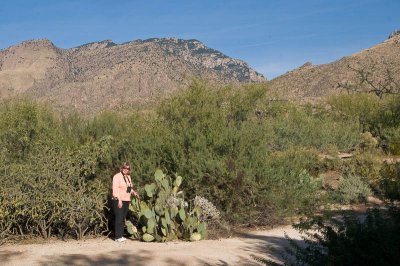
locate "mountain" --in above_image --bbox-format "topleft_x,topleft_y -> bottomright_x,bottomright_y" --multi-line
269,33 -> 400,101
0,38 -> 266,115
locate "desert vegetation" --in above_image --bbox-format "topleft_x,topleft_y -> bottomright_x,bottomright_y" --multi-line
0,81 -> 399,259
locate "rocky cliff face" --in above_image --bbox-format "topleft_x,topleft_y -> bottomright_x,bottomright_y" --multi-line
269,34 -> 400,102
0,38 -> 265,115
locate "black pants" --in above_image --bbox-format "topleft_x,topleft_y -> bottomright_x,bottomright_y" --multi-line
111,200 -> 130,239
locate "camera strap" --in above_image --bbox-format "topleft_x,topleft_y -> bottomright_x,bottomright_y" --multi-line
122,174 -> 132,188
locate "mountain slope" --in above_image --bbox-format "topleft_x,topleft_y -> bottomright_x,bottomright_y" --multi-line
269,33 -> 400,101
0,38 -> 265,115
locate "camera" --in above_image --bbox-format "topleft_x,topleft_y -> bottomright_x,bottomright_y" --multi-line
126,186 -> 132,193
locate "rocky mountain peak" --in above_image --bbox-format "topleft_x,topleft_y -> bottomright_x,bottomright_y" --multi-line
149,38 -> 266,82
74,39 -> 117,50
0,37 -> 266,116
388,30 -> 400,40
2,39 -> 57,53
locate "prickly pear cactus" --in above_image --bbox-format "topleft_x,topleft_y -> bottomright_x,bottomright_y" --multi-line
126,220 -> 139,239
127,169 -> 212,242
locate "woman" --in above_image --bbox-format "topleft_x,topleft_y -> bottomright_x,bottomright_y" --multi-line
112,163 -> 139,242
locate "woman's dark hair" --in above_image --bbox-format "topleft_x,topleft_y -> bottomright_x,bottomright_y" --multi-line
120,162 -> 131,171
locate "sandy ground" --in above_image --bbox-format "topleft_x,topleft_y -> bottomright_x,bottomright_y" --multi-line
0,226 -> 303,266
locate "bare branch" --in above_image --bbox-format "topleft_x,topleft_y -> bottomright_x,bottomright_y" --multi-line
337,62 -> 400,98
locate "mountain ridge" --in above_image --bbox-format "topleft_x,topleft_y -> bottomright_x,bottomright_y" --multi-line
2,34 -> 399,115
269,34 -> 400,101
0,37 -> 266,115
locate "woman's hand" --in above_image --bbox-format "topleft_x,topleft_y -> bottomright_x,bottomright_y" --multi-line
132,190 -> 140,199
118,199 -> 122,208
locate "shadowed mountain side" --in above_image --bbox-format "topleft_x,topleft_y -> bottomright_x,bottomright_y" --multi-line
269,34 -> 400,102
0,38 -> 265,116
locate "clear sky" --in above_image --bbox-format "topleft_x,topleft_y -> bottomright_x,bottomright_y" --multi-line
0,0 -> 399,79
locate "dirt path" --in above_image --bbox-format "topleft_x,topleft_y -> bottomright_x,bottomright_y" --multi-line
0,226 -> 303,266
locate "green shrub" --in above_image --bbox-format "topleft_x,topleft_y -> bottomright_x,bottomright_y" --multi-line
2,82 -> 384,240
285,207 -> 400,266
328,93 -> 381,132
267,103 -> 361,152
329,94 -> 400,154
0,99 -> 61,161
382,127 -> 400,155
340,153 -> 382,186
336,175 -> 372,204
379,162 -> 400,200
0,137 -> 112,240
359,131 -> 379,152
260,148 -> 323,219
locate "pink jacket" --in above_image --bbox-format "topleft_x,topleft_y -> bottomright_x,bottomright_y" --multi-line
112,172 -> 133,201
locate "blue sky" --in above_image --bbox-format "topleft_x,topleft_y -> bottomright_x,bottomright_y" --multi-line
0,0 -> 398,79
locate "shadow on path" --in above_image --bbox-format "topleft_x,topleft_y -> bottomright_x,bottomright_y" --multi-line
0,250 -> 25,263
234,230 -> 306,264
37,249 -> 232,266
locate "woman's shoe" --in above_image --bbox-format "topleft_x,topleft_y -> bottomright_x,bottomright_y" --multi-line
115,237 -> 127,242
